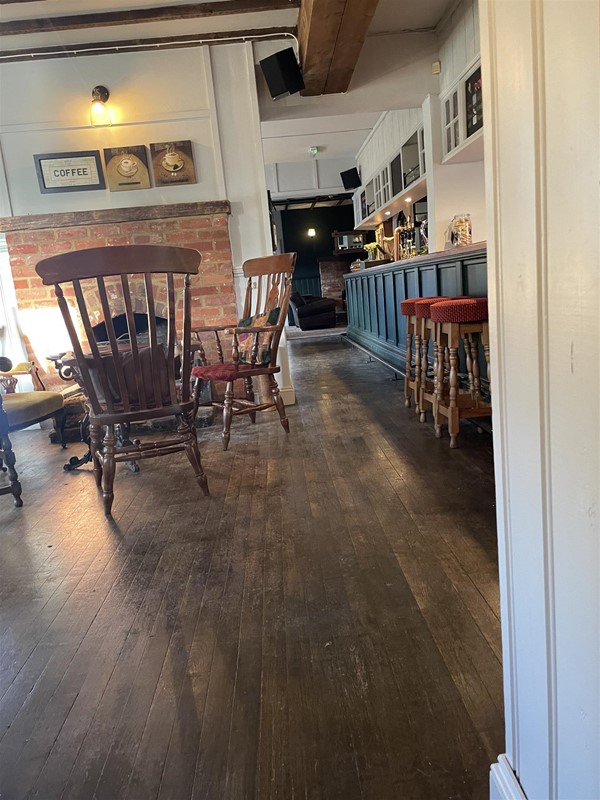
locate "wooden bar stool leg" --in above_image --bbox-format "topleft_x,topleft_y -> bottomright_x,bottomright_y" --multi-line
244,377 -> 256,423
482,323 -> 491,389
404,318 -> 413,408
419,324 -> 430,423
434,326 -> 446,438
463,332 -> 474,397
448,329 -> 460,449
413,328 -> 421,414
469,333 -> 482,405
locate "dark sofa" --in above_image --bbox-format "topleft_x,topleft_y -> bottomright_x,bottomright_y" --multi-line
289,292 -> 337,331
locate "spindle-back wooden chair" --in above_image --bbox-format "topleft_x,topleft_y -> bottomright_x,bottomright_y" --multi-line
36,245 -> 209,516
191,253 -> 296,450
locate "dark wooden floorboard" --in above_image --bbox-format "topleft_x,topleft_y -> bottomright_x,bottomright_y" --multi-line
0,335 -> 503,799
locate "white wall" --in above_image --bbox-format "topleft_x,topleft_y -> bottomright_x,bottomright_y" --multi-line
356,109 -> 423,185
265,156 -> 355,199
480,1 -> 600,798
0,48 -> 225,216
438,0 -> 481,96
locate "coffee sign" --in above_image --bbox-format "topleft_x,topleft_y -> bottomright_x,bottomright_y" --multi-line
34,151 -> 105,193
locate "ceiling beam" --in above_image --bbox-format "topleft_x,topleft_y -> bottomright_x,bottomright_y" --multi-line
298,0 -> 381,96
0,0 -> 300,36
0,27 -> 296,62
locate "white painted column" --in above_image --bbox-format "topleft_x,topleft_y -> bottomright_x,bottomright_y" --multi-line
209,42 -> 295,404
480,2 -> 600,798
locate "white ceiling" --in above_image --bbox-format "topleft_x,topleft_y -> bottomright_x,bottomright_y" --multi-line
369,0 -> 454,35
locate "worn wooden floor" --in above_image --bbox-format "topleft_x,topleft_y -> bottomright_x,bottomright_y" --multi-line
0,336 -> 503,800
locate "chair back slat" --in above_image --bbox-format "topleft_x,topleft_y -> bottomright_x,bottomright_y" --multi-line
120,275 -> 147,408
73,279 -> 115,414
239,253 -> 296,366
166,273 -> 178,406
254,274 -> 263,318
35,245 -> 201,418
54,285 -> 102,414
97,276 -> 131,412
181,274 -> 192,402
143,273 -> 160,408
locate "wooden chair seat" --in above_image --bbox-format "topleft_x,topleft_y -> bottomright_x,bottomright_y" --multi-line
192,362 -> 280,383
2,390 -> 63,428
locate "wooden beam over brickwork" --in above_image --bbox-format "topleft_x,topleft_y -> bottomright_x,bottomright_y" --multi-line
298,0 -> 381,96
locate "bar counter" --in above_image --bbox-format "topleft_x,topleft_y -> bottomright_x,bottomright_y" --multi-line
344,242 -> 487,374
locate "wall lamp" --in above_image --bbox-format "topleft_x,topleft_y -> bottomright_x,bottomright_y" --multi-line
90,85 -> 112,127
307,228 -> 316,238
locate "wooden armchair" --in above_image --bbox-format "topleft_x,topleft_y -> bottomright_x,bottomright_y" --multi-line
35,245 -> 210,516
0,355 -> 66,508
191,253 -> 296,450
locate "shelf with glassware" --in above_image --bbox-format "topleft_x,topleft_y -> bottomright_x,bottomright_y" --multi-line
353,126 -> 427,231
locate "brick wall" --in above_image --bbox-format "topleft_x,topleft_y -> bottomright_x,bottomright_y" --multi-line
319,257 -> 352,303
3,208 -> 237,388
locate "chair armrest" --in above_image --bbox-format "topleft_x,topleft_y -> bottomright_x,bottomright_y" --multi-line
191,325 -> 231,334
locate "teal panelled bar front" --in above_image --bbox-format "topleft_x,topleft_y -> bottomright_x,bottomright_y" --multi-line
344,243 -> 487,373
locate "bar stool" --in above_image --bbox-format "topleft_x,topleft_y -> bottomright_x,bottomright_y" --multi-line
400,296 -> 445,413
429,297 -> 491,448
413,296 -> 452,423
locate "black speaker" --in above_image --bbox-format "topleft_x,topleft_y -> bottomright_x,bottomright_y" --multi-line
340,167 -> 361,190
259,48 -> 305,99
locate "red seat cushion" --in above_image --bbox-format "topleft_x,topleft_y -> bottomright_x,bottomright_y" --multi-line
191,363 -> 256,382
414,296 -> 453,318
400,296 -> 441,316
430,298 -> 488,323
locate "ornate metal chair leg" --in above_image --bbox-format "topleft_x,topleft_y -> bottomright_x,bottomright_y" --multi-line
269,375 -> 289,434
222,381 -> 234,451
0,428 -> 23,507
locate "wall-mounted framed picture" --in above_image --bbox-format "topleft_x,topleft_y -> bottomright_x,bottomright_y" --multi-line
33,150 -> 105,194
103,145 -> 151,191
149,140 -> 197,186
465,65 -> 483,138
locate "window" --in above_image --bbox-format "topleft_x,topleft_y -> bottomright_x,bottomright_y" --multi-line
444,89 -> 460,155
418,127 -> 426,175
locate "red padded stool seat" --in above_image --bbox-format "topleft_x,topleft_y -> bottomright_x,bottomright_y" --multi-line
400,296 -> 446,412
430,297 -> 491,448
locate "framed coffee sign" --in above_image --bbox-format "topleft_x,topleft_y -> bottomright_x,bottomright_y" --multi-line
33,151 -> 105,194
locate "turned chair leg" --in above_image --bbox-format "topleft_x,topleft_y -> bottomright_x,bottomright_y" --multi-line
244,377 -> 256,424
177,413 -> 210,496
222,381 -> 234,451
269,375 -> 289,434
0,428 -> 23,507
101,424 -> 116,516
89,423 -> 102,488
